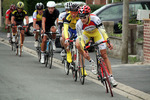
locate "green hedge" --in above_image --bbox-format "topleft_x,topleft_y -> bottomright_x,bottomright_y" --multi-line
2,0 -> 20,16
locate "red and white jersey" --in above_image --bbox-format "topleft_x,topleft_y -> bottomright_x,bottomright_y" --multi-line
76,14 -> 102,34
5,9 -> 12,19
58,12 -> 67,23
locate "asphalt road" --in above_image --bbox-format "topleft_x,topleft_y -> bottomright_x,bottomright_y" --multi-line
0,39 -> 130,100
0,31 -> 150,100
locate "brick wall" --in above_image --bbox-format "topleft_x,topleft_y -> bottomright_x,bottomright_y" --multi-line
86,0 -> 106,5
143,19 -> 150,63
86,0 -> 94,5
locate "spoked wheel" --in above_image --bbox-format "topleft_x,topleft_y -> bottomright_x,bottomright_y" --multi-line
64,60 -> 69,75
71,62 -> 77,82
101,60 -> 113,97
45,54 -> 48,67
79,55 -> 85,85
48,41 -> 53,69
37,49 -> 41,62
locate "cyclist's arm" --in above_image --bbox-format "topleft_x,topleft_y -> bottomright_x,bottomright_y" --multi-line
42,17 -> 46,32
63,23 -> 69,39
25,16 -> 29,25
76,23 -> 85,51
5,18 -> 9,26
11,16 -> 15,25
58,23 -> 63,35
33,11 -> 37,29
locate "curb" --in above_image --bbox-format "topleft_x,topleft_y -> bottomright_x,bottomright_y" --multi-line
0,37 -> 150,100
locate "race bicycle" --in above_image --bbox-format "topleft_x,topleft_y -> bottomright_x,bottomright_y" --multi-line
45,32 -> 57,69
12,25 -> 27,57
84,39 -> 113,97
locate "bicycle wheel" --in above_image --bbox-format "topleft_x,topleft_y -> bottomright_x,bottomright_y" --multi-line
100,59 -> 113,97
48,41 -> 53,69
79,55 -> 85,85
37,49 -> 41,62
71,61 -> 77,82
64,59 -> 69,75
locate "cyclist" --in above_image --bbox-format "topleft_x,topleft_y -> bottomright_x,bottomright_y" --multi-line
40,1 -> 59,64
5,4 -> 16,40
33,2 -> 45,47
58,2 -> 72,56
61,3 -> 87,75
76,5 -> 118,87
11,1 -> 29,49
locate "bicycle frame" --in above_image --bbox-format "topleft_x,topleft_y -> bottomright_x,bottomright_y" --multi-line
12,25 -> 26,56
85,39 -> 113,97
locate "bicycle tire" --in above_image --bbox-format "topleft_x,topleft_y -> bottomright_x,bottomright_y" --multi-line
101,59 -> 113,97
48,41 -> 53,69
79,55 -> 85,85
71,61 -> 77,82
64,59 -> 69,75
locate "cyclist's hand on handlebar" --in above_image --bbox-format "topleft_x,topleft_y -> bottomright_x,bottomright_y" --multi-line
65,38 -> 70,48
11,24 -> 15,28
41,29 -> 45,34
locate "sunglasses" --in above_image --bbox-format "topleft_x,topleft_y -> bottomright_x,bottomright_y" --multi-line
70,11 -> 78,15
80,15 -> 89,19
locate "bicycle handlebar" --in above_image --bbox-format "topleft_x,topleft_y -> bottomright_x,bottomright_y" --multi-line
12,25 -> 27,28
45,32 -> 58,34
84,39 -> 110,50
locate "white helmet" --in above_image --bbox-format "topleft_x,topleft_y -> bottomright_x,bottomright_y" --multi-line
47,1 -> 56,7
64,2 -> 72,10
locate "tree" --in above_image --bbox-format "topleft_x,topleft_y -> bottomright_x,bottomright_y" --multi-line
121,0 -> 129,64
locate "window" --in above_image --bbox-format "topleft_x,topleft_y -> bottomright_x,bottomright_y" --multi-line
98,5 -> 123,21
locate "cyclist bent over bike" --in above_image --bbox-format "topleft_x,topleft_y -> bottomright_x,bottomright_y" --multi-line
76,5 -> 118,87
61,4 -> 80,64
41,1 -> 59,64
5,4 -> 16,40
33,2 -> 45,47
11,1 -> 29,49
58,2 -> 72,57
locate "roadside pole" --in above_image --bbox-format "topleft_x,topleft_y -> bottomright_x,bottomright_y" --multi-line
121,0 -> 129,64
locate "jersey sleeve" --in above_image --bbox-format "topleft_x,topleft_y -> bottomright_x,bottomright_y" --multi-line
58,12 -> 66,23
11,10 -> 16,17
42,9 -> 47,18
23,10 -> 28,16
32,10 -> 37,20
5,10 -> 10,18
94,16 -> 102,27
63,13 -> 70,24
76,20 -> 83,36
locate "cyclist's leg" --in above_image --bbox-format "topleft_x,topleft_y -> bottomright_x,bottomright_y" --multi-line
50,26 -> 57,50
7,21 -> 11,38
95,29 -> 118,86
12,21 -> 17,42
35,24 -> 40,41
34,23 -> 40,47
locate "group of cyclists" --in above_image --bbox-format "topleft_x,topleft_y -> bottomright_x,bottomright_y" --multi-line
5,1 -> 118,87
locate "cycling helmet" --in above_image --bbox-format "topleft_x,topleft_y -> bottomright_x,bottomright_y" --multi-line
70,3 -> 79,12
78,5 -> 91,17
10,4 -> 16,11
64,2 -> 72,10
35,2 -> 44,10
47,1 -> 56,8
17,1 -> 24,9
